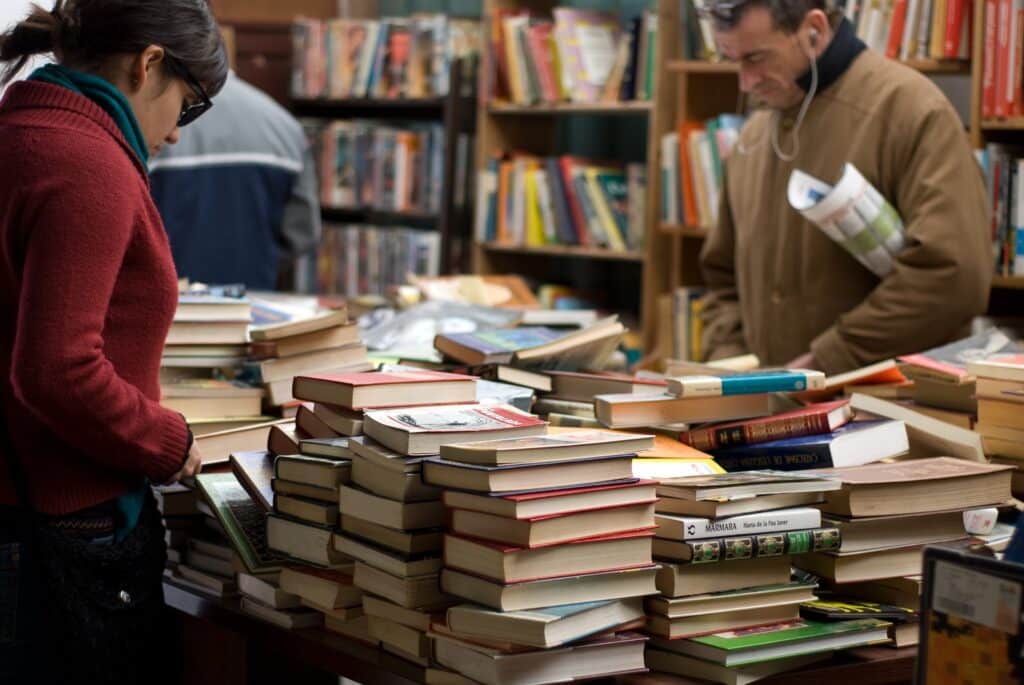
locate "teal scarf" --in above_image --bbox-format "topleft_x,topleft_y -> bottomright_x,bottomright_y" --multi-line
30,63 -> 151,541
30,63 -> 149,164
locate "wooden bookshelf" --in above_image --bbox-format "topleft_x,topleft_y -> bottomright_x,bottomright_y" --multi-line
980,118 -> 1024,131
479,242 -> 646,262
667,58 -> 969,75
486,100 -> 654,115
992,275 -> 1024,289
660,224 -> 710,237
291,59 -> 476,274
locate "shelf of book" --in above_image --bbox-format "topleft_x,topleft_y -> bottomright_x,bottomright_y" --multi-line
980,118 -> 1024,131
320,206 -> 438,226
992,275 -> 1024,289
660,224 -> 709,238
486,100 -> 653,115
479,242 -> 645,262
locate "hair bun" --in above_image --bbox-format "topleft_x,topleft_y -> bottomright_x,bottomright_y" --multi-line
50,1 -> 79,53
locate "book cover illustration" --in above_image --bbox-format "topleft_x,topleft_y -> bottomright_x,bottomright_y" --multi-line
371,404 -> 544,434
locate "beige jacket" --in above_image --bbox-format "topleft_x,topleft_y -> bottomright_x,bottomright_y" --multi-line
700,49 -> 991,374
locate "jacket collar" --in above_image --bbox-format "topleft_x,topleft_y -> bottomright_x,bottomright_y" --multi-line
795,18 -> 866,94
0,80 -> 149,182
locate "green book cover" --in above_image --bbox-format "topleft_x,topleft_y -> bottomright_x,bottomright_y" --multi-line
194,472 -> 286,575
690,617 -> 890,652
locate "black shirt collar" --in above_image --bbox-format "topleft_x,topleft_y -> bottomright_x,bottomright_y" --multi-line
795,18 -> 866,94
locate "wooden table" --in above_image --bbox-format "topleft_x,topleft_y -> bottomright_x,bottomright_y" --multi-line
165,581 -> 916,685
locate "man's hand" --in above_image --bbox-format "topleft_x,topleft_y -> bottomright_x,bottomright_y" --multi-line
167,442 -> 202,484
785,351 -> 819,370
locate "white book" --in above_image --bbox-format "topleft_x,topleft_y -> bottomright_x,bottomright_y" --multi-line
655,507 -> 822,541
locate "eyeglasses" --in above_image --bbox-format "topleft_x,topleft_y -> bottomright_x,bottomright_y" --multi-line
169,59 -> 212,127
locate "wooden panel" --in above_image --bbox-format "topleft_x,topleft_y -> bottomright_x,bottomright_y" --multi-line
221,21 -> 293,107
210,0 -> 340,21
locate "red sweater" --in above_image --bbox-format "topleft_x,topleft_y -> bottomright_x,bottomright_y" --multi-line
0,81 -> 189,515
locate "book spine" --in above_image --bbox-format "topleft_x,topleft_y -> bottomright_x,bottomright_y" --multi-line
671,371 -> 825,398
675,509 -> 823,540
712,448 -> 835,472
684,527 -> 842,564
685,411 -> 832,451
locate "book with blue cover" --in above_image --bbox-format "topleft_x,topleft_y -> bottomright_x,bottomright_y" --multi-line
711,420 -> 909,472
667,369 -> 826,397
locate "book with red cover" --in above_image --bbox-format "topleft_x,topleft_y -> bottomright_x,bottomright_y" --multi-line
228,450 -> 275,512
984,0 -> 998,117
886,0 -> 909,58
943,0 -> 967,57
680,400 -> 853,451
899,328 -> 1018,383
443,529 -> 655,583
292,370 -> 477,409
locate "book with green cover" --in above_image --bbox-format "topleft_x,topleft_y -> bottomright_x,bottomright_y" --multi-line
194,472 -> 287,575
665,617 -> 891,666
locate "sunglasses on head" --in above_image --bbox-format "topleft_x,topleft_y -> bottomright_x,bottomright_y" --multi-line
168,58 -> 212,127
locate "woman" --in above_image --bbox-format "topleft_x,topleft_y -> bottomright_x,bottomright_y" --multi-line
0,1 -> 227,682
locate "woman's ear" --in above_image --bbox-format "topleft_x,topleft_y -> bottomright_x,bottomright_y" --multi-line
130,45 -> 166,94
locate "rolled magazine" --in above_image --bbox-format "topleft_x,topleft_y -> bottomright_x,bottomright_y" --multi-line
787,163 -> 906,277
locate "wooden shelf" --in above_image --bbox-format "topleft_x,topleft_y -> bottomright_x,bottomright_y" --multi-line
667,60 -> 738,74
992,275 -> 1024,289
479,242 -> 645,262
486,101 -> 653,115
667,58 -> 969,76
981,118 -> 1024,130
291,96 -> 446,119
661,224 -> 709,237
321,206 -> 438,226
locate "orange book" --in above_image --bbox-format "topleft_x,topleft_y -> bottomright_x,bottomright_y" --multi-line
886,0 -> 910,58
497,159 -> 514,244
678,121 -> 704,229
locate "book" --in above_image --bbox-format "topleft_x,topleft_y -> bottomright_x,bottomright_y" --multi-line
967,353 -> 1024,382
711,419 -> 909,472
368,615 -> 431,664
656,556 -> 794,597
273,454 -> 351,490
239,596 -> 324,630
228,450 -> 275,512
445,598 -> 645,649
681,399 -> 852,451
646,581 -> 816,619
267,422 -> 302,457
654,527 -> 840,564
647,603 -> 802,639
236,572 -> 302,610
265,514 -> 349,568
293,370 -> 477,410
431,631 -> 647,685
341,516 -> 444,556
655,470 -> 842,501
273,492 -> 339,526
899,328 -> 1019,384
299,436 -> 351,459
352,561 -> 445,609
338,484 -> 446,531
422,455 -> 634,493
256,344 -> 368,384
654,617 -> 891,667
363,403 -> 547,456
443,530 -> 653,583
363,594 -> 445,632
441,565 -> 659,612
314,402 -> 364,436
594,392 -> 773,428
350,453 -> 441,502
450,502 -> 655,548
278,565 -> 362,609
441,479 -> 652,519
645,649 -> 829,685
249,322 -> 359,359
793,545 -> 927,583
160,380 -> 264,420
801,598 -> 917,622
249,308 -> 349,342
655,507 -> 822,542
545,370 -> 666,402
334,535 -> 442,578
193,473 -> 286,574
822,509 -> 968,553
656,491 -> 827,519
667,369 -> 826,397
849,393 -> 985,462
438,429 -> 653,466
809,457 -> 1013,517
349,437 -> 432,474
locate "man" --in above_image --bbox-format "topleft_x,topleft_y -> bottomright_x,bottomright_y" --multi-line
699,0 -> 991,373
149,72 -> 321,290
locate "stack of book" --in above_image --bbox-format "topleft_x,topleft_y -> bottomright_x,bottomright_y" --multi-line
970,354 -> 1024,464
423,428 -> 659,684
535,370 -> 666,428
476,153 -> 647,252
484,8 -> 657,104
317,224 -> 442,298
154,483 -> 204,578
337,401 -> 547,668
646,471 -> 861,681
792,458 -> 1014,648
660,115 -> 744,230
291,16 -> 481,100
246,305 -> 371,408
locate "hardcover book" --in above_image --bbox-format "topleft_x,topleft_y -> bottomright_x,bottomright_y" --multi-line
293,370 -> 477,410
680,400 -> 852,451
655,507 -> 822,541
667,369 -> 826,398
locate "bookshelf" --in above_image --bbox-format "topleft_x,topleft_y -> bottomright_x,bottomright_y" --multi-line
291,58 -> 477,275
472,0 -> 668,346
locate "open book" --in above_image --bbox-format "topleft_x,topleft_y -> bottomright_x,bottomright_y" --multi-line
787,163 -> 906,277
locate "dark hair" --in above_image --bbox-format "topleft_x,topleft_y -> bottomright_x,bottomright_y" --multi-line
702,0 -> 828,33
0,0 -> 228,92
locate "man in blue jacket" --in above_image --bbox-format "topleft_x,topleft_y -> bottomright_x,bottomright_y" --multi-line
150,72 -> 321,290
